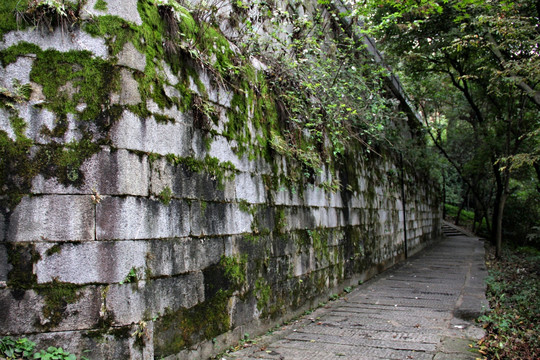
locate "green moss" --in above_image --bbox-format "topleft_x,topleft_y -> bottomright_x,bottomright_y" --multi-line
0,0 -> 29,39
165,154 -> 237,189
5,243 -> 40,293
37,281 -> 82,330
94,0 -> 108,11
220,254 -> 247,289
254,278 -> 270,312
155,290 -> 231,357
275,207 -> 287,234
45,244 -> 62,256
83,15 -> 136,55
158,186 -> 173,205
0,116 -> 36,211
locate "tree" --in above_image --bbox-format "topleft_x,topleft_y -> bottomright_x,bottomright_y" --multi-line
358,0 -> 540,256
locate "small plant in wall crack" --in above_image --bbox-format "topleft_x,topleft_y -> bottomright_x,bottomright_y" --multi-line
158,186 -> 173,205
132,320 -> 150,348
120,267 -> 142,285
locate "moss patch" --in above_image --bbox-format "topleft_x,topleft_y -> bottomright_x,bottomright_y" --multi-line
0,0 -> 29,39
154,290 -> 231,358
37,281 -> 82,330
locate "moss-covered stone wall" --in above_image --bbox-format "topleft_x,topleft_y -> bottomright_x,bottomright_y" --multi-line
0,1 -> 441,359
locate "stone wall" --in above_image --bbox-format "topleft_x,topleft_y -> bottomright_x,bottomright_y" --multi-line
0,1 -> 441,359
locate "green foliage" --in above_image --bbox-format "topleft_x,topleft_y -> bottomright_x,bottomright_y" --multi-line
0,337 -> 80,360
120,267 -> 139,285
93,0 -> 107,11
33,346 -> 76,360
158,186 -> 173,205
478,246 -> 540,359
0,337 -> 36,359
219,255 -> 247,289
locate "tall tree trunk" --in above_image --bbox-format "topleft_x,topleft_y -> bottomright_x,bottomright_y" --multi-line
495,190 -> 509,258
456,186 -> 470,226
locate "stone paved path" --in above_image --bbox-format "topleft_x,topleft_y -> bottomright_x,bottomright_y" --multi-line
227,225 -> 488,360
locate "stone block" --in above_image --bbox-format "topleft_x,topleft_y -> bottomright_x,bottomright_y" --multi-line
231,295 -> 257,328
106,273 -> 204,326
27,329 -> 134,360
117,41 -> 146,72
8,195 -> 95,242
147,237 -> 224,277
32,148 -> 150,196
113,68 -> 142,105
235,173 -> 266,204
96,196 -> 190,240
191,202 -> 252,236
17,106 -> 56,144
304,186 -> 328,207
0,28 -> 108,58
0,57 -> 33,92
147,99 -> 182,120
150,157 -> 234,202
35,241 -> 148,284
82,0 -> 142,25
111,110 -> 191,157
208,136 -> 249,172
0,286 -> 100,334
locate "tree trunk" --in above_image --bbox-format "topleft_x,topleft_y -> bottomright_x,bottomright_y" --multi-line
456,186 -> 470,226
495,191 -> 509,258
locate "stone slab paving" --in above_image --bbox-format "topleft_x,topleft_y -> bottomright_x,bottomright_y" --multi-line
227,232 -> 488,360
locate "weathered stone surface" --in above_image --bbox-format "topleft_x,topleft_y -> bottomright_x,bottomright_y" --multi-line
82,0 -> 143,25
27,330 -> 134,360
0,56 -> 33,91
111,110 -> 191,156
96,196 -> 190,240
191,202 -> 252,236
106,273 -> 205,325
208,136 -> 249,172
116,41 -> 146,72
8,195 -> 95,242
32,148 -> 150,196
35,241 -> 148,284
113,68 -> 142,105
148,237 -> 224,277
235,173 -> 266,204
0,286 -> 101,333
0,28 -> 108,58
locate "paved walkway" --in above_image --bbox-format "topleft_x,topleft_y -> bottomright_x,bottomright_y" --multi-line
228,224 -> 488,360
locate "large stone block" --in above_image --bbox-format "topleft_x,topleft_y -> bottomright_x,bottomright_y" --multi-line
0,286 -> 100,334
106,273 -> 204,326
96,196 -> 190,240
235,173 -> 266,204
191,201 -> 252,237
208,136 -> 249,172
110,110 -> 191,156
26,329 -> 136,360
35,241 -> 148,284
117,41 -> 146,72
32,148 -> 150,196
148,238 -> 224,277
150,157 -> 235,202
8,195 -> 95,242
304,186 -> 328,207
0,28 -> 108,58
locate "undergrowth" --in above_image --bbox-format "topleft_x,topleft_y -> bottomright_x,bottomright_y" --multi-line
477,245 -> 540,359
